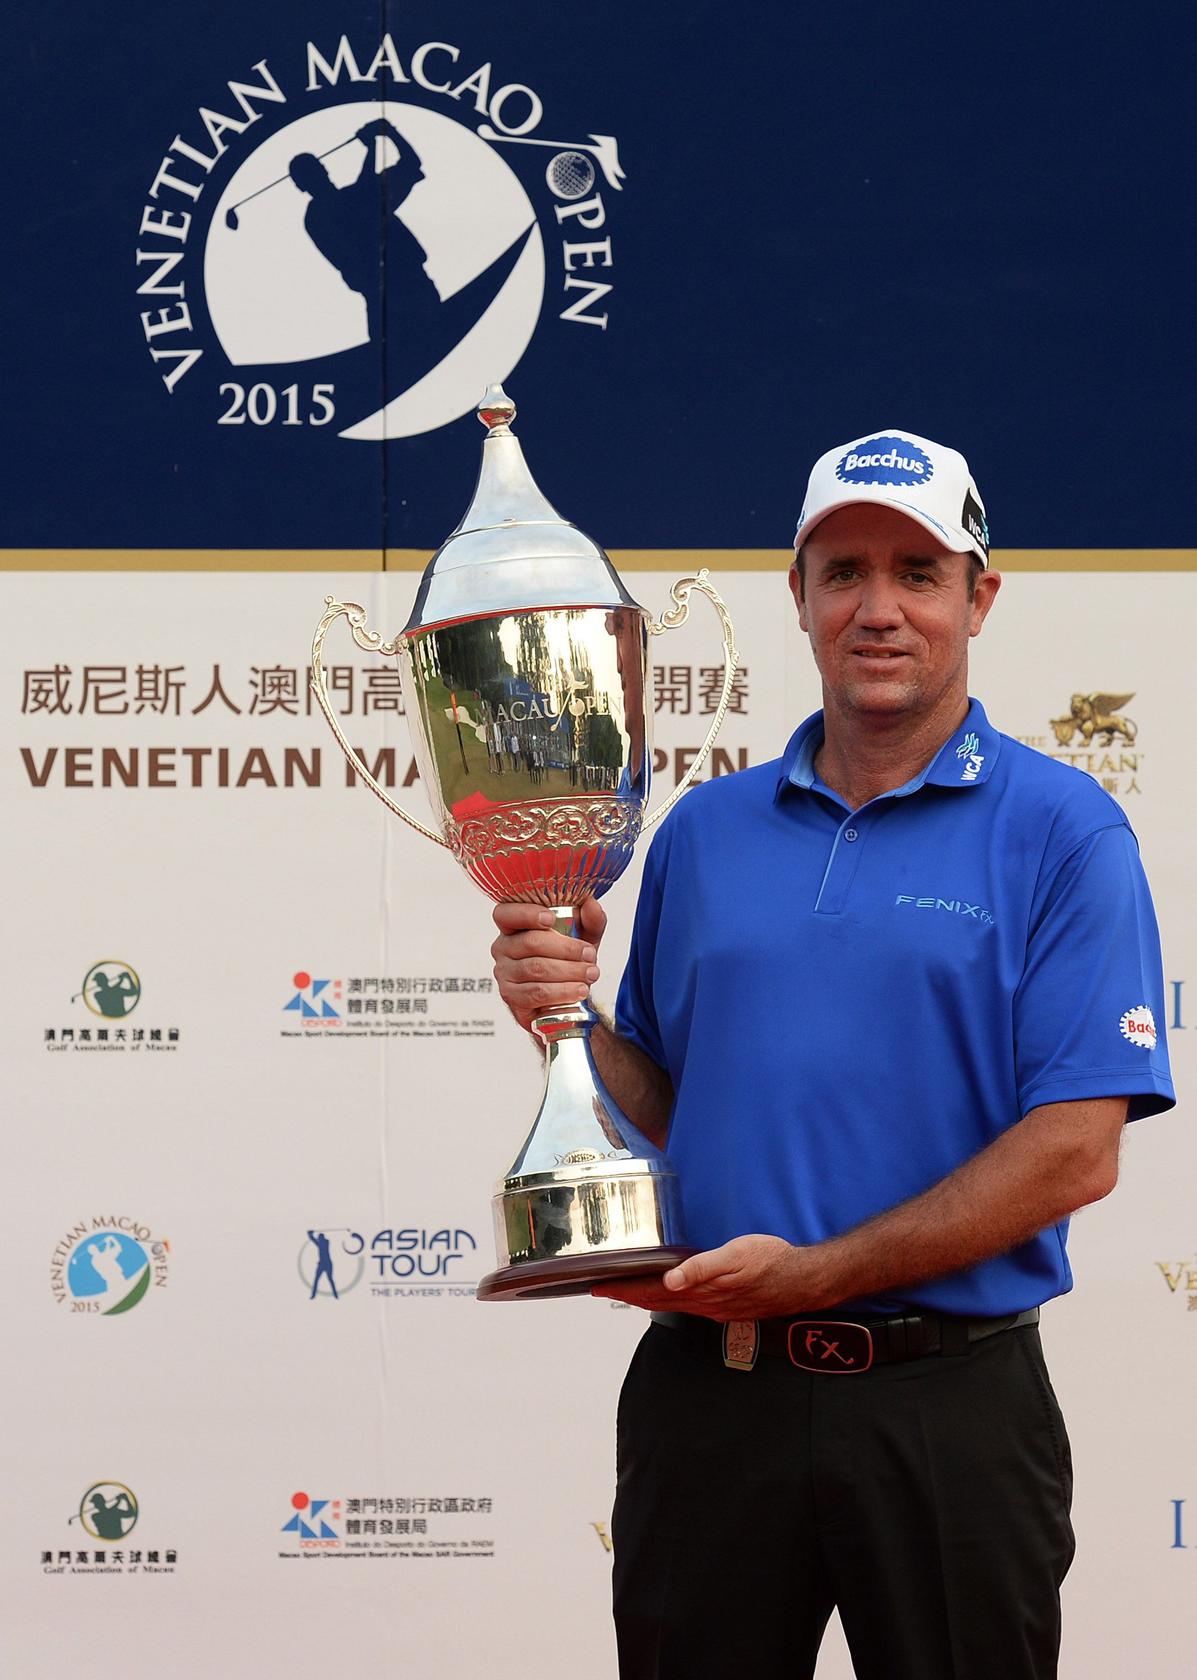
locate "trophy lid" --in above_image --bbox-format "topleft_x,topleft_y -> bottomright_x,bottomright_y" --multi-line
402,385 -> 642,635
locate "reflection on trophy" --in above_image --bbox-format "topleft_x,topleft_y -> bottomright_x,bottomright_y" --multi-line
311,386 -> 737,1299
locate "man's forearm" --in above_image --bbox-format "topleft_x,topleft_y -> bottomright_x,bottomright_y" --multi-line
804,1098 -> 1125,1310
590,1017 -> 674,1151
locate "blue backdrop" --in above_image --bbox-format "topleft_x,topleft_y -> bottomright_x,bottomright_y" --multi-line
5,0 -> 1194,551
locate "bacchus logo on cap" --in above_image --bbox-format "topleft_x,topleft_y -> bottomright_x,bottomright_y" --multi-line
835,436 -> 933,488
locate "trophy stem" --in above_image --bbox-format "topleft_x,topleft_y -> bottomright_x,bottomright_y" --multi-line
476,988 -> 694,1301
529,907 -> 598,1046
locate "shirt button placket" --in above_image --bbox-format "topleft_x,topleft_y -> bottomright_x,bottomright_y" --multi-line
814,820 -> 867,915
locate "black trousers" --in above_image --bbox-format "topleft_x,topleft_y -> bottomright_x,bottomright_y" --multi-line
612,1321 -> 1075,1680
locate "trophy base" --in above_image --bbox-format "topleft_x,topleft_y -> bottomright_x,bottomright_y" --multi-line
476,1244 -> 696,1302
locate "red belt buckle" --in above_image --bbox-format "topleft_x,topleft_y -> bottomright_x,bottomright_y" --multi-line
787,1320 -> 874,1373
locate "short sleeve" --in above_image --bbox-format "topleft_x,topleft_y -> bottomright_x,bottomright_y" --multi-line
614,828 -> 671,1072
1014,822 -> 1175,1120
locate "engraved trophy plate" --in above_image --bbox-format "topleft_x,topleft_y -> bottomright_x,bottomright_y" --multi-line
311,385 -> 738,1300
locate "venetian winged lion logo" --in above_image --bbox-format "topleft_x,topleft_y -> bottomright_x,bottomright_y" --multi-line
1050,692 -> 1137,747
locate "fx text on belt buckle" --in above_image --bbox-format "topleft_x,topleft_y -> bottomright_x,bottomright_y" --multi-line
787,1320 -> 874,1373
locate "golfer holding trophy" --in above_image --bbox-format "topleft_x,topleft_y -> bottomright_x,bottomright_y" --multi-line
311,384 -> 737,1300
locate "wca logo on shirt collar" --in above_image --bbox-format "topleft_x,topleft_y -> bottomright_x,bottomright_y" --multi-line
955,731 -> 984,782
835,436 -> 933,488
895,895 -> 995,926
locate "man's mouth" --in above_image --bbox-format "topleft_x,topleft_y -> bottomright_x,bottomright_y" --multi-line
850,647 -> 908,660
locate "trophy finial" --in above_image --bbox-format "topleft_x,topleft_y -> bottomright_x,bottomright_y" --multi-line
402,385 -> 640,632
478,384 -> 516,435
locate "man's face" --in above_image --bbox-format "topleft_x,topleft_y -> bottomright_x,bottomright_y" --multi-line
790,503 -> 1000,720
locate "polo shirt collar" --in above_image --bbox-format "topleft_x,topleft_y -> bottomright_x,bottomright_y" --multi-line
776,697 -> 1000,802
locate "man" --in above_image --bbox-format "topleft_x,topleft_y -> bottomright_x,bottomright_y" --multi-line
491,430 -> 1175,1679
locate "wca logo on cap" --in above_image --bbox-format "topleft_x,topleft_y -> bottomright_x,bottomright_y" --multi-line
962,487 -> 990,557
836,436 -> 933,488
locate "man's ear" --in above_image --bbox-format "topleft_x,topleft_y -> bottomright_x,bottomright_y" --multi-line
969,568 -> 1001,637
789,561 -> 809,634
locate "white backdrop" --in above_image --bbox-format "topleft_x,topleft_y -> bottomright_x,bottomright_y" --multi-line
3,566 -> 1191,1678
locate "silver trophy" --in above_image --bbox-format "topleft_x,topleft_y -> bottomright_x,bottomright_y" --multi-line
311,386 -> 738,1299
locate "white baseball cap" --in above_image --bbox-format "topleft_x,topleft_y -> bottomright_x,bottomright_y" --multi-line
794,429 -> 990,566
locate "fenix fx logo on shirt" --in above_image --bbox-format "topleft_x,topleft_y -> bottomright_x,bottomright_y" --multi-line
895,895 -> 995,926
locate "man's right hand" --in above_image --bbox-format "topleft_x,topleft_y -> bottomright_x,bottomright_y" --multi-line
491,898 -> 606,1033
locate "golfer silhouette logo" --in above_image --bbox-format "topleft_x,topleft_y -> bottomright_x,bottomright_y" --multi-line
76,961 -> 141,1018
67,1231 -> 156,1315
205,101 -> 546,440
299,1227 -> 366,1299
286,118 -> 439,350
74,1484 -> 139,1542
308,1229 -> 338,1299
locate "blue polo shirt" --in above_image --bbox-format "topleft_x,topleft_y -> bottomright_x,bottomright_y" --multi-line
615,699 -> 1175,1315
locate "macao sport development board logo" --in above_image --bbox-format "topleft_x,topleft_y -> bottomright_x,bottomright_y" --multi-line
283,1492 -> 341,1544
51,1217 -> 170,1315
136,33 -> 624,441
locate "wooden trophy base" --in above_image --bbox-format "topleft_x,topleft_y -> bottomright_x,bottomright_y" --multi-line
476,1245 -> 696,1302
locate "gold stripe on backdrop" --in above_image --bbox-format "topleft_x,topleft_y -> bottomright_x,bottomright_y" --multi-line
0,549 -> 1196,572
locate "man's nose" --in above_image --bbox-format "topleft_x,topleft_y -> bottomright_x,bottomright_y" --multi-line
854,578 -> 905,629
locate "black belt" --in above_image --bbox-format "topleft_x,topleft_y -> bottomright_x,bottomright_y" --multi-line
650,1307 -> 1040,1374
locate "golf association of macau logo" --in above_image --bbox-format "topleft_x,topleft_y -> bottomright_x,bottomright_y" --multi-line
136,32 -> 624,441
45,960 -> 182,1052
50,1216 -> 170,1315
75,1483 -> 139,1543
44,1483 -> 179,1575
77,961 -> 141,1018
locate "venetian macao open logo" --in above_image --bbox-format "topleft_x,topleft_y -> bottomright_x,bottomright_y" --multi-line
51,1216 -> 170,1316
137,33 -> 624,441
836,435 -> 933,488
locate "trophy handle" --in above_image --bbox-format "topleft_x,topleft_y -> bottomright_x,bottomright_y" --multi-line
310,596 -> 449,848
643,569 -> 739,832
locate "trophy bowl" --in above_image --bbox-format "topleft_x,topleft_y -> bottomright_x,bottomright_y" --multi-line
311,386 -> 737,1300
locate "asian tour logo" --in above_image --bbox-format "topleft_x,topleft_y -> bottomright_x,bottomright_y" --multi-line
136,33 -> 624,441
300,1225 -> 479,1298
51,1216 -> 170,1315
836,436 -> 933,488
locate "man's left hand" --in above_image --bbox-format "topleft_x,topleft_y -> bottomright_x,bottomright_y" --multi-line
592,1234 -> 824,1320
